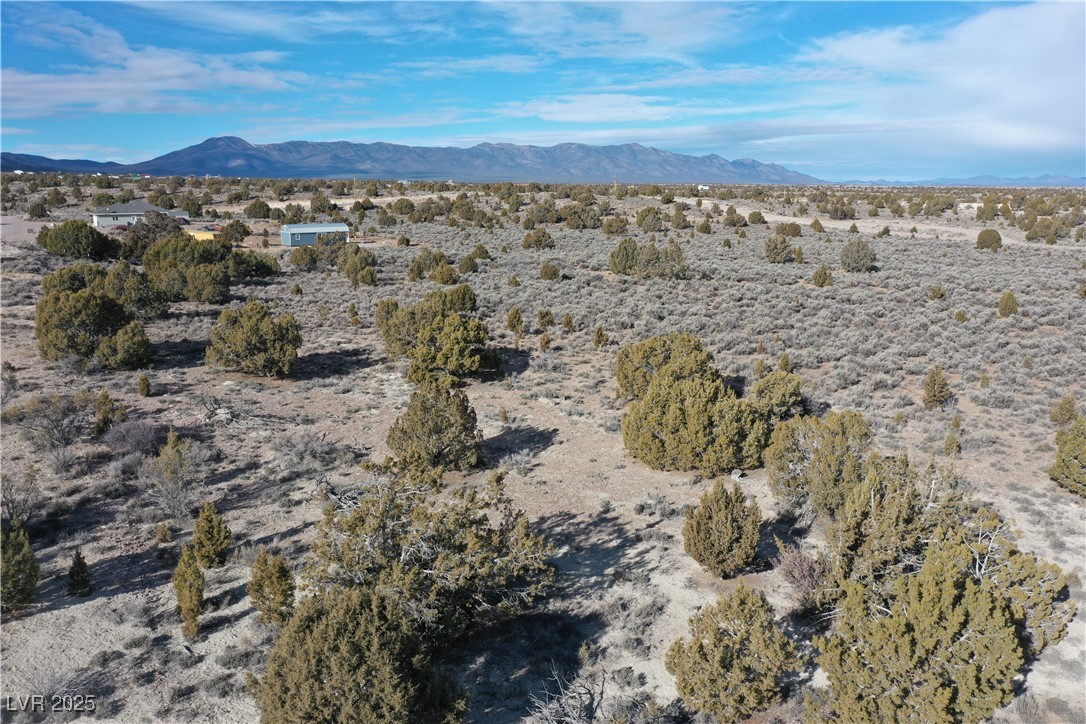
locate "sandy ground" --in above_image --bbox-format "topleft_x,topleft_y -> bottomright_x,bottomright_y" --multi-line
1,184 -> 1084,723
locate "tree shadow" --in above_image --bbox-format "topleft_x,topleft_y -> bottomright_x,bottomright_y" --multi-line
448,510 -> 665,722
153,338 -> 208,369
479,346 -> 531,379
722,373 -> 746,397
291,346 -> 374,381
32,545 -> 174,616
481,425 -> 558,468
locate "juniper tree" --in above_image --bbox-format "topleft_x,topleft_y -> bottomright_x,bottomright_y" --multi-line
406,311 -> 488,386
977,228 -> 1002,251
205,299 -> 302,377
622,365 -> 762,475
94,320 -> 152,370
998,290 -> 1019,317
608,236 -> 638,275
172,544 -> 204,639
37,220 -> 113,259
192,501 -> 232,568
764,235 -> 794,263
406,248 -> 449,281
682,481 -> 761,577
764,411 -> 873,518
248,547 -> 295,626
666,586 -> 802,721
614,333 -> 714,401
249,587 -> 466,723
386,380 -> 481,471
522,228 -> 555,250
507,306 -> 525,337
428,261 -> 460,285
1,524 -> 39,612
35,288 -> 132,363
923,366 -> 953,410
1049,417 -> 1085,497
304,469 -> 553,639
66,549 -> 93,597
840,237 -> 876,272
815,540 -> 1024,723
812,264 -> 833,287
824,457 -> 1075,658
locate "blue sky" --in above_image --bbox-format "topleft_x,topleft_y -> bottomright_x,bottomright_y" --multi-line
1,1 -> 1083,181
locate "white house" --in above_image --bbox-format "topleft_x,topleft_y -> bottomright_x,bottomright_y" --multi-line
91,200 -> 190,229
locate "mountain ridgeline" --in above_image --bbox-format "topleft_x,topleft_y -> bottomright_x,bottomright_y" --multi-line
1,136 -> 822,184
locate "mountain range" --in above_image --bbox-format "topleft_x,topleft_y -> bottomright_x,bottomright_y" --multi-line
4,137 -> 1081,186
1,136 -> 821,184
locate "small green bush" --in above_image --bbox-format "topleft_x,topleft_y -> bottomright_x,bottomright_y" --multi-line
37,220 -> 114,259
1,524 -> 39,612
386,380 -> 481,471
923,366 -> 953,410
666,586 -> 801,721
540,261 -> 560,280
998,290 -> 1019,317
977,228 -> 1002,251
841,237 -> 876,272
192,501 -> 232,568
682,481 -> 760,577
205,299 -> 302,377
248,548 -> 295,627
813,264 -> 833,287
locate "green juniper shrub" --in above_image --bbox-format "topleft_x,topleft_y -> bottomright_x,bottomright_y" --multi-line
682,480 -> 761,578
666,586 -> 802,721
1,524 -> 39,613
192,501 -> 232,568
67,549 -> 93,597
248,548 -> 295,627
205,299 -> 302,377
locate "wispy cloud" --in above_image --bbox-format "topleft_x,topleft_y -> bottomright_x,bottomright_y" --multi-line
484,2 -> 744,64
239,108 -> 477,144
794,2 -> 1085,156
126,1 -> 456,44
394,54 -> 545,79
1,4 -> 308,118
1,127 -> 37,136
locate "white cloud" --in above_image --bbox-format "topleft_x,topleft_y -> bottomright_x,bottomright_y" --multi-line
2,4 -> 309,118
495,93 -> 685,123
484,1 -> 743,64
395,54 -> 545,79
795,2 -> 1085,157
126,1 -> 456,44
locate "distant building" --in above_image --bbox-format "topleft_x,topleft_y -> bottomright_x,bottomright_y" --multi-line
280,222 -> 350,247
188,230 -> 220,242
92,200 -> 189,229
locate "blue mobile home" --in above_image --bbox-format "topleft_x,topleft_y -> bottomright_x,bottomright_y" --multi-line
280,223 -> 350,247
